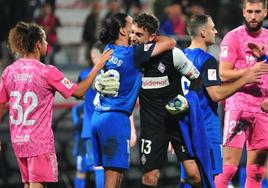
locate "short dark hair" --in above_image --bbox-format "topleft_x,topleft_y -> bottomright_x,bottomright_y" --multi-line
133,13 -> 159,34
187,14 -> 211,37
99,13 -> 128,44
243,0 -> 267,8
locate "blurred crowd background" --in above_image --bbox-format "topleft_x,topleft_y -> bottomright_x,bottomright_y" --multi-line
0,0 -> 266,188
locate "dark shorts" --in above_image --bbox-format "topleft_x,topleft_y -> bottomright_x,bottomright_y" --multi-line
139,112 -> 192,173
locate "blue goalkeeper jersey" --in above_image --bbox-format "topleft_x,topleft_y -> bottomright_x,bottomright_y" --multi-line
78,67 -> 97,139
183,48 -> 222,143
96,43 -> 155,115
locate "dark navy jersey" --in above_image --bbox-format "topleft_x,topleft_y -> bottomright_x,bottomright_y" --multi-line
78,67 -> 97,138
96,43 -> 155,115
183,48 -> 221,143
139,49 -> 185,126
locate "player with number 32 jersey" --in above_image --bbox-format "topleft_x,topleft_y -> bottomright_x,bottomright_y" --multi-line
0,58 -> 77,157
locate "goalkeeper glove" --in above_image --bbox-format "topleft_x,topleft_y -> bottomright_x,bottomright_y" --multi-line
94,71 -> 120,96
165,94 -> 189,114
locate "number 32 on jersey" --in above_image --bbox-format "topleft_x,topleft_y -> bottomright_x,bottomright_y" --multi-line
10,91 -> 38,126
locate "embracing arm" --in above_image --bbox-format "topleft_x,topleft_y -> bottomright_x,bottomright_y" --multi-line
151,35 -> 176,57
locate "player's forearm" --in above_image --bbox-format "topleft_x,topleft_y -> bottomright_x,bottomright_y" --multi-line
219,67 -> 246,82
72,50 -> 112,98
72,66 -> 101,98
151,35 -> 176,57
214,78 -> 247,101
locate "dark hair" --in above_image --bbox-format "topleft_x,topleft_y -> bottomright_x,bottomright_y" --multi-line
8,21 -> 45,56
133,13 -> 159,34
99,13 -> 128,44
243,0 -> 267,8
187,14 -> 211,37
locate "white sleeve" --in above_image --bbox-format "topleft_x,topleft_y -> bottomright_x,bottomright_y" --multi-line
172,48 -> 200,80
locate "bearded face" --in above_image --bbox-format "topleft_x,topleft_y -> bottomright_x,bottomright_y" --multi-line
243,2 -> 267,33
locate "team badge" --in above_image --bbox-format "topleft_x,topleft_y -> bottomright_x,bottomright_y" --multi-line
158,62 -> 166,73
144,43 -> 153,51
208,69 -> 217,80
61,77 -> 74,89
141,154 -> 147,165
220,46 -> 228,58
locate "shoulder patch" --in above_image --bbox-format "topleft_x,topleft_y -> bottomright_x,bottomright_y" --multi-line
208,69 -> 217,80
220,46 -> 228,58
61,77 -> 74,89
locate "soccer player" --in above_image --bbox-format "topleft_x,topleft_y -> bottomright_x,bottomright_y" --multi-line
0,21 -> 112,188
214,0 -> 268,187
90,13 -> 176,188
179,13 -> 268,188
129,13 -> 202,188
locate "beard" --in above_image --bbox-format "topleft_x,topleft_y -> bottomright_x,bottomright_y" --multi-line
245,20 -> 263,32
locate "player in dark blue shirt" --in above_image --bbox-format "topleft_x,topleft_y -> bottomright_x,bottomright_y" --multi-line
91,13 -> 176,188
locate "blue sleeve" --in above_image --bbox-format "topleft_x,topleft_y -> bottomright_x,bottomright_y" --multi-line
258,55 -> 268,63
133,43 -> 156,67
202,57 -> 221,87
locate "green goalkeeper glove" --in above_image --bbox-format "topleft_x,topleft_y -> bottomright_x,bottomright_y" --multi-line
165,94 -> 189,114
94,71 -> 120,96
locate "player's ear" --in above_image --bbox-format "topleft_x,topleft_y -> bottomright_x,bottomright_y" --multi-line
119,27 -> 127,37
149,33 -> 157,42
35,40 -> 42,52
200,30 -> 206,38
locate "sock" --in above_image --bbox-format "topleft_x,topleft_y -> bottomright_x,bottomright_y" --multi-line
238,166 -> 246,188
94,166 -> 104,188
74,177 -> 86,188
245,164 -> 265,188
214,165 -> 238,188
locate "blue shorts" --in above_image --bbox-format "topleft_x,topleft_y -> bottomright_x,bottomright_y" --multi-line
209,142 -> 222,175
91,111 -> 130,169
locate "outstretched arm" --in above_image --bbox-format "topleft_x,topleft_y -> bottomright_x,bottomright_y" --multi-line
72,49 -> 113,98
207,63 -> 268,102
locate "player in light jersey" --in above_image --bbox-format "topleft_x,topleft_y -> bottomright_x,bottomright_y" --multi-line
0,21 -> 112,188
91,13 -> 176,188
178,14 -> 267,188
214,1 -> 268,187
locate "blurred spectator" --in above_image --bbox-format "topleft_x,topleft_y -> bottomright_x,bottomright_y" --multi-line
103,0 -> 120,21
82,1 -> 101,51
217,0 -> 242,37
159,3 -> 186,36
186,2 -> 205,17
123,0 -> 142,16
36,2 -> 61,65
153,0 -> 173,21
